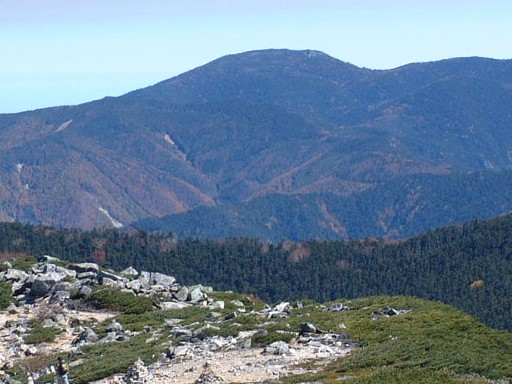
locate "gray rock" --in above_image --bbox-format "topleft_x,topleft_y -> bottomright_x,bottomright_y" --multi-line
237,336 -> 252,349
53,281 -> 75,292
14,293 -> 26,301
36,271 -> 68,284
15,324 -> 29,334
159,301 -> 190,310
170,328 -> 193,338
77,271 -> 97,280
149,284 -> 166,292
139,271 -> 151,289
168,345 -> 190,358
264,341 -> 290,355
329,303 -> 349,312
273,302 -> 291,313
45,264 -> 76,278
205,311 -> 222,319
78,285 -> 92,298
107,320 -> 124,333
42,263 -> 57,273
164,318 -> 183,327
30,279 -> 51,298
11,281 -> 28,296
69,263 -> 100,274
372,306 -> 411,320
194,324 -> 220,340
189,284 -> 213,293
99,270 -> 124,282
150,272 -> 175,287
174,286 -> 189,302
313,344 -> 336,354
210,301 -> 224,310
267,311 -> 288,319
121,266 -> 139,276
38,255 -> 60,263
42,319 -> 58,328
299,322 -> 318,335
99,332 -> 118,344
74,327 -> 99,345
30,265 -> 44,275
54,314 -> 68,327
100,277 -> 124,288
383,306 -> 411,316
4,269 -> 30,282
50,290 -> 71,303
126,279 -> 143,292
158,290 -> 173,298
230,300 -> 245,308
188,287 -> 204,302
254,329 -> 268,337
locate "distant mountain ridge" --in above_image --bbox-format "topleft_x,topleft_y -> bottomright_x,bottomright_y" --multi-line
1,49 -> 512,238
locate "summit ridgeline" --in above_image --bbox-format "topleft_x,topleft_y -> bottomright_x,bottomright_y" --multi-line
1,50 -> 512,239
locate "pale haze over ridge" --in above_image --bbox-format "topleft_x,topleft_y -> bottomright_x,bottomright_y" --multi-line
1,0 -> 511,113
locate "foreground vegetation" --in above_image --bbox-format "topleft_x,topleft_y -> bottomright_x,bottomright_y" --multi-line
7,288 -> 511,384
331,296 -> 512,383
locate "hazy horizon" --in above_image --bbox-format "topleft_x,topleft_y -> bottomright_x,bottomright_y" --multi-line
2,0 -> 511,113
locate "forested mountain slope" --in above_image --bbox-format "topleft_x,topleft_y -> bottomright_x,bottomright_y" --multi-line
1,213 -> 511,331
134,169 -> 512,240
1,50 -> 512,239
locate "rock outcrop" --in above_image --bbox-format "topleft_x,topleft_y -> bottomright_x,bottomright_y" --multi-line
0,256 -> 355,383
1,255 -> 212,310
0,256 -> 215,382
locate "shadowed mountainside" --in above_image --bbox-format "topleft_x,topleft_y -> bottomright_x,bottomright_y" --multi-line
1,49 -> 512,238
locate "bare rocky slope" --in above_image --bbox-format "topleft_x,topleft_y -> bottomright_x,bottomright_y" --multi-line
0,255 -> 354,383
1,50 -> 512,239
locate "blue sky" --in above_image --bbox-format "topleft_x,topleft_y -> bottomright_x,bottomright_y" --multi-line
1,0 -> 511,113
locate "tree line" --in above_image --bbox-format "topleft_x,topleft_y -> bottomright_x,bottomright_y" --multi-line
0,215 -> 510,331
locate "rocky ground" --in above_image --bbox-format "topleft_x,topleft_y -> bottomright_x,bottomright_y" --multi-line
0,255 -> 355,383
93,342 -> 352,384
0,305 -> 115,360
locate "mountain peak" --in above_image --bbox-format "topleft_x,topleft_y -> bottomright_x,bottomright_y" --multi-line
190,48 -> 361,74
1,50 -> 512,236
127,48 -> 364,105
211,48 -> 348,62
